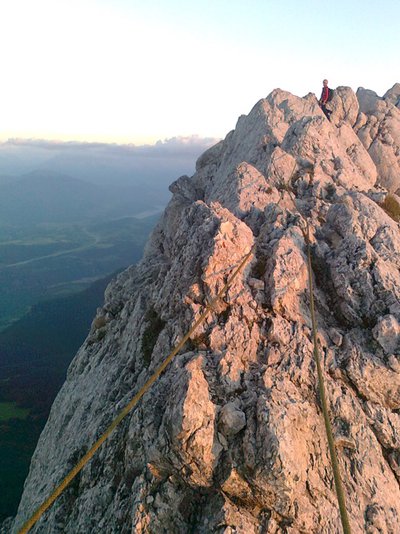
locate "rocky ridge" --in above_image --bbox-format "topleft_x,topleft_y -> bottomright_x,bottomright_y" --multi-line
6,84 -> 400,533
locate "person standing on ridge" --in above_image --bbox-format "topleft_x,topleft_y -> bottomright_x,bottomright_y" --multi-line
319,79 -> 333,121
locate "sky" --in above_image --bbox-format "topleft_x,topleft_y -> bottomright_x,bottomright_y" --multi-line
1,0 -> 399,145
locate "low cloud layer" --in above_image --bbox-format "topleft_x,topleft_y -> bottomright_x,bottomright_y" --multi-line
0,135 -> 221,186
1,135 -> 220,158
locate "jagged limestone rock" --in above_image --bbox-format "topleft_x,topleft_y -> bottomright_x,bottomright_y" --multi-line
383,83 -> 400,107
373,315 -> 400,354
329,85 -> 360,127
6,85 -> 400,534
356,85 -> 400,192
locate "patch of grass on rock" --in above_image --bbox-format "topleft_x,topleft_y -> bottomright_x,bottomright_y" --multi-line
380,193 -> 400,222
141,308 -> 166,366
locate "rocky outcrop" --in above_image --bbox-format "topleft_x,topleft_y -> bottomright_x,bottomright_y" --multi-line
7,86 -> 400,533
355,84 -> 400,192
329,85 -> 360,127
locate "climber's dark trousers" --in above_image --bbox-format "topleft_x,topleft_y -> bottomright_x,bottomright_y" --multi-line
321,104 -> 332,121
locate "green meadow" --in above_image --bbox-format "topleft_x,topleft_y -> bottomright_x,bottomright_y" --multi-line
0,402 -> 30,422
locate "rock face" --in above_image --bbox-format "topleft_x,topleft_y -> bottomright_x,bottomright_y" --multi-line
7,86 -> 400,533
355,84 -> 400,193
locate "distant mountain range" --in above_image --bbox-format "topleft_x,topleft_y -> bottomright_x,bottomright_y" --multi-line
0,169 -> 167,225
0,136 -> 218,187
0,136 -> 216,522
0,170 -> 108,224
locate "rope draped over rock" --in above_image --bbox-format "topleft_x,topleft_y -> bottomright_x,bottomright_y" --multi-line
17,247 -> 255,534
270,116 -> 352,533
12,85 -> 400,533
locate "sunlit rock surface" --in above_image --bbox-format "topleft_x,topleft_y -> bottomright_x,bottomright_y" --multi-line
6,85 -> 400,534
355,84 -> 400,193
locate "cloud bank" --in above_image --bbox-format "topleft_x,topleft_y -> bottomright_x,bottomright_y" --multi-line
0,135 -> 221,186
1,135 -> 220,158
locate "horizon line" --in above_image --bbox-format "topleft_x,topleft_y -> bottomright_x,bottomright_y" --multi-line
0,134 -> 221,149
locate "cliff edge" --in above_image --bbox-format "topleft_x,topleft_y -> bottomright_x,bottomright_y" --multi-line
7,85 -> 400,533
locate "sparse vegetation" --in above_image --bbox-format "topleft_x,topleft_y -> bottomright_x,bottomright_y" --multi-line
141,308 -> 166,366
252,257 -> 268,279
218,305 -> 232,325
325,183 -> 336,200
0,402 -> 30,422
187,332 -> 209,350
94,316 -> 107,329
97,328 -> 107,341
380,193 -> 400,222
310,247 -> 350,328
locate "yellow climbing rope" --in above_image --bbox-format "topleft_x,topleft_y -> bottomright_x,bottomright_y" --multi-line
17,246 -> 255,534
303,223 -> 352,534
270,134 -> 352,534
19,107 -> 353,534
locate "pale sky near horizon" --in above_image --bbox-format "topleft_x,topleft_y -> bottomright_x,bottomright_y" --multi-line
1,0 -> 399,145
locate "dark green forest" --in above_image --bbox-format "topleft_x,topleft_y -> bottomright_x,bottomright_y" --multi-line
0,214 -> 160,521
0,274 -> 115,521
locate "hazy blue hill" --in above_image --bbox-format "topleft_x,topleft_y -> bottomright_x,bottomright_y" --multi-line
39,150 -> 189,190
0,142 -> 54,175
0,168 -> 169,226
0,138 -> 216,188
0,174 -> 15,186
0,170 -> 111,224
33,144 -> 203,195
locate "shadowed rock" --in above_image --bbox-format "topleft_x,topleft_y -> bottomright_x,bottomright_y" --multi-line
6,85 -> 400,534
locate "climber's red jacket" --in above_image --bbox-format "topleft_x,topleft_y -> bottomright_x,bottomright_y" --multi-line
320,86 -> 329,104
